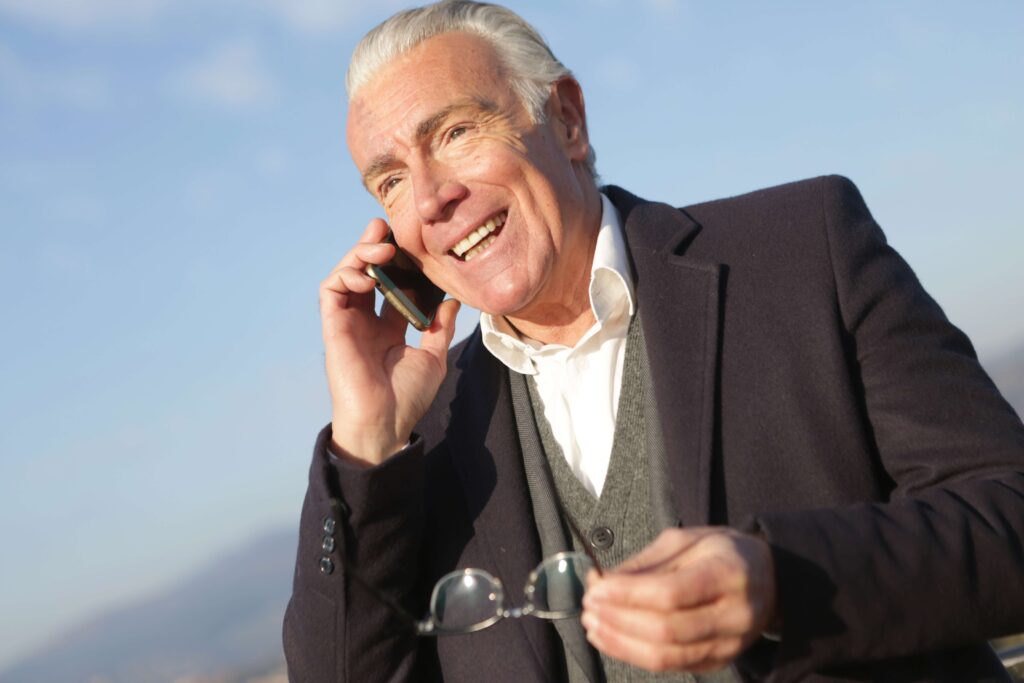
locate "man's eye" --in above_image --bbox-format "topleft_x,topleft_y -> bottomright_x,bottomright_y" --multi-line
380,176 -> 401,197
449,126 -> 468,141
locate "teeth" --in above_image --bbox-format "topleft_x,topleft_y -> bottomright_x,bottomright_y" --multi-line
464,234 -> 497,261
452,212 -> 506,258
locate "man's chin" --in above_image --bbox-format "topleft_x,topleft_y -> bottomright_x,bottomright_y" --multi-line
450,284 -> 536,320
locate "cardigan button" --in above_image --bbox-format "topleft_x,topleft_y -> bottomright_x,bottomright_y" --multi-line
589,526 -> 615,550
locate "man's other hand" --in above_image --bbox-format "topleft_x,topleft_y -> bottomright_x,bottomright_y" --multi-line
582,527 -> 777,673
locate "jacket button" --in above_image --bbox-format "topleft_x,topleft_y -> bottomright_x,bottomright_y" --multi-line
323,516 -> 336,534
330,496 -> 351,519
319,556 -> 334,575
322,535 -> 335,553
589,526 -> 614,550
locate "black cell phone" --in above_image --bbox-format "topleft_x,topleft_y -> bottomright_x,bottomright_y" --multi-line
365,232 -> 447,331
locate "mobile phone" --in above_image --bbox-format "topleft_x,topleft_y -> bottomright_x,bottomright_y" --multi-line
365,232 -> 447,331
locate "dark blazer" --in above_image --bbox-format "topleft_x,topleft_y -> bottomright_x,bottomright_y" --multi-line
284,176 -> 1024,682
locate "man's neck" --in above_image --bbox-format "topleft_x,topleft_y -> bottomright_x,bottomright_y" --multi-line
503,186 -> 604,347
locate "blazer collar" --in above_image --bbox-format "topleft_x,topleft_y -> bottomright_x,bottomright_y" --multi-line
448,184 -> 724,530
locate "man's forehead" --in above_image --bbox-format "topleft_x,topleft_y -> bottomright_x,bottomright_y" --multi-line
345,31 -> 524,174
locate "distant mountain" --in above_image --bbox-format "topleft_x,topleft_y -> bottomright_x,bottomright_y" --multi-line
0,528 -> 296,683
988,342 -> 1024,420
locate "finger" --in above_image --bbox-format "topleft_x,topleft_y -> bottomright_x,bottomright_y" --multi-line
332,266 -> 377,295
320,267 -> 376,320
350,241 -> 396,268
582,601 -> 720,646
585,562 -> 723,611
419,298 -> 461,360
328,243 -> 396,282
584,622 -> 731,674
613,527 -> 709,574
359,216 -> 390,243
321,236 -> 393,308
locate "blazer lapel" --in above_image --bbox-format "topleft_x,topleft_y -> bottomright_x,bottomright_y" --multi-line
442,336 -> 558,677
607,186 -> 723,528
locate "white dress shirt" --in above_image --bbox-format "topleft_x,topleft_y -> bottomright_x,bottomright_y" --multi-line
481,193 -> 636,497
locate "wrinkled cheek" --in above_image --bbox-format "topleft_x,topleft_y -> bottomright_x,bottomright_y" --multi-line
386,203 -> 427,255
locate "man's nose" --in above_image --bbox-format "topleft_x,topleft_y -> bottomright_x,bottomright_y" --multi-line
412,162 -> 467,222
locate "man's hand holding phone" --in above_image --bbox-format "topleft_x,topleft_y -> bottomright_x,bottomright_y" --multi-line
319,218 -> 460,467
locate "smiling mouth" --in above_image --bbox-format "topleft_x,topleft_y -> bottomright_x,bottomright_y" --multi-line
450,211 -> 507,261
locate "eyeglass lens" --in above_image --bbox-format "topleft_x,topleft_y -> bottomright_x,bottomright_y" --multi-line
528,553 -> 590,617
432,569 -> 503,632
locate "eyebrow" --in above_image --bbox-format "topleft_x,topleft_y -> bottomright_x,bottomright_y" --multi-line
360,97 -> 499,191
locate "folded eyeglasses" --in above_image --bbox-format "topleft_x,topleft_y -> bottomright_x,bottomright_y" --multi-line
335,504 -> 603,635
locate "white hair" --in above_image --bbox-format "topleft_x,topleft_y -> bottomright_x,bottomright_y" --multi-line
346,0 -> 598,178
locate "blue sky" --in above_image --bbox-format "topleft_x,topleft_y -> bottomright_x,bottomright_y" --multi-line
1,0 -> 1022,668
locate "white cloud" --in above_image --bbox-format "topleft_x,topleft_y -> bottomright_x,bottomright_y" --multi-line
170,38 -> 277,109
0,0 -> 171,32
0,44 -> 112,111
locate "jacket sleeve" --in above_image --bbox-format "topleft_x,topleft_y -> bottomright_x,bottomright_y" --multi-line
750,176 -> 1024,680
283,425 -> 435,683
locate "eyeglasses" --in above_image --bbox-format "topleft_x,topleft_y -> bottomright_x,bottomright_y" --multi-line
340,547 -> 599,636
416,551 -> 594,635
333,503 -> 603,636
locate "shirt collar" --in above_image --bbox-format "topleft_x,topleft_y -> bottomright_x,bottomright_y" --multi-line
480,192 -> 635,374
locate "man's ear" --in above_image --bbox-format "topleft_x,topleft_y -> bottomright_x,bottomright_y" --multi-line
547,77 -> 590,163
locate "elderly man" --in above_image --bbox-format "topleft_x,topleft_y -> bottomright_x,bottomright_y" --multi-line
284,2 -> 1024,681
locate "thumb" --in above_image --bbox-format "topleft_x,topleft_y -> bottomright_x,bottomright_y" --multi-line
613,527 -> 709,574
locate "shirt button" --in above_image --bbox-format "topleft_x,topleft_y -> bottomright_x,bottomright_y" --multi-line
322,536 -> 336,553
589,526 -> 615,550
323,516 -> 336,534
319,556 -> 334,575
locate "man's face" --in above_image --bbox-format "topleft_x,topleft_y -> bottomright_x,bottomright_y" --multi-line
346,31 -> 595,320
